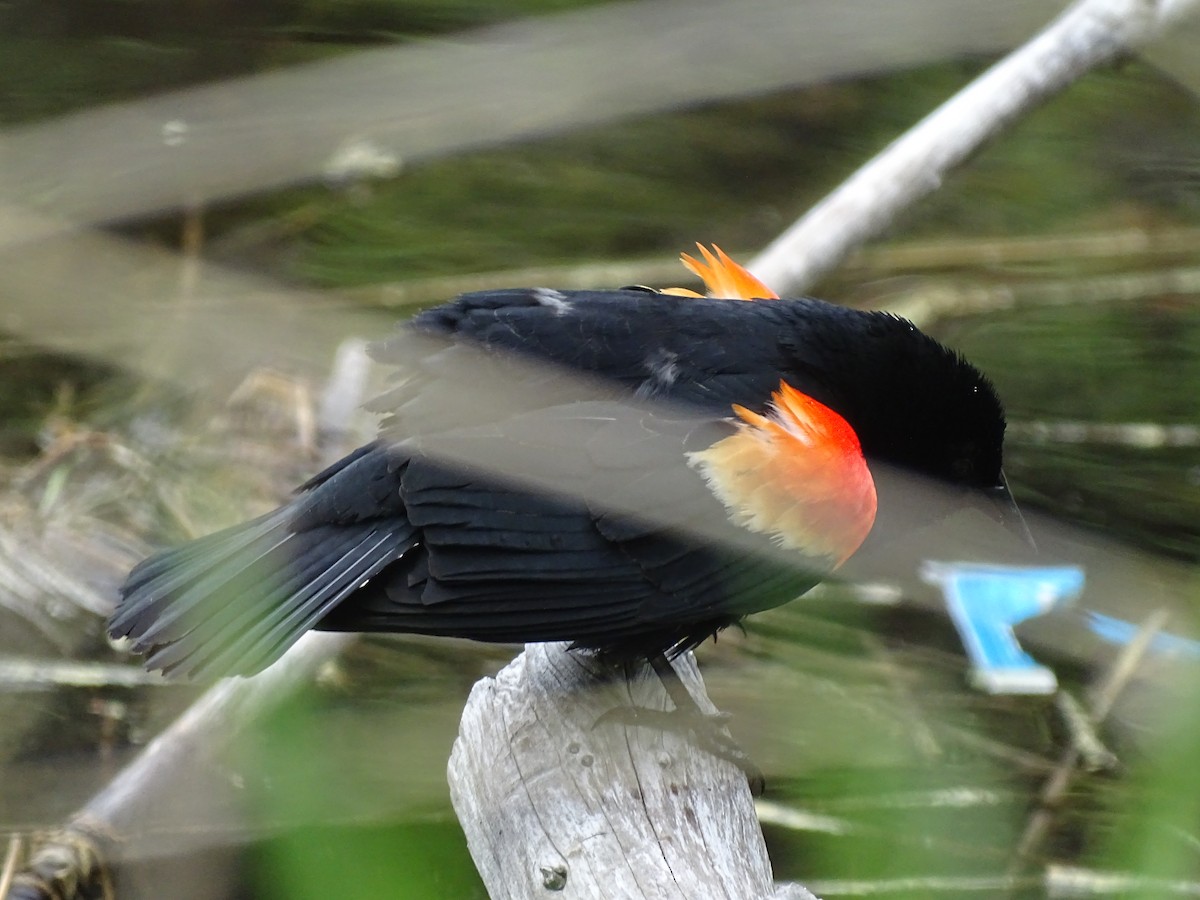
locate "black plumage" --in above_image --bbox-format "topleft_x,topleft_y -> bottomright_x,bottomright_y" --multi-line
110,288 -> 1006,678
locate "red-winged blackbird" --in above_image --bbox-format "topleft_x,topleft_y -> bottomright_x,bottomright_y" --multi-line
109,247 -> 1014,679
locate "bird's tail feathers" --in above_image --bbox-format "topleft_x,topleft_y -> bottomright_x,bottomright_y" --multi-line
110,511 -> 415,679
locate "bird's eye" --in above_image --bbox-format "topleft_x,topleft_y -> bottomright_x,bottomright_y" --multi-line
620,285 -> 658,293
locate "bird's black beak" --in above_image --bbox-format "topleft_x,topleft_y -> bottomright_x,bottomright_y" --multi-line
984,471 -> 1037,553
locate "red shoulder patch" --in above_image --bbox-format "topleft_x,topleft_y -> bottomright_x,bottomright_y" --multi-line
689,382 -> 876,566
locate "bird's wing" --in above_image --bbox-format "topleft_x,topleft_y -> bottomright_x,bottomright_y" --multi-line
322,398 -> 825,655
111,442 -> 417,677
111,396 -> 827,676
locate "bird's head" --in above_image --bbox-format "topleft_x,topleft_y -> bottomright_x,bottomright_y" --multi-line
798,313 -> 1024,556
675,244 -> 1021,562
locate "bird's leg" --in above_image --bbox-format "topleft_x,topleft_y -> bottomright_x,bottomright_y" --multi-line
648,653 -> 722,721
649,654 -> 765,794
599,653 -> 764,794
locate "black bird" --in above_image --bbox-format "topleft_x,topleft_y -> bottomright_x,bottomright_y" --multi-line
109,247 -> 1010,679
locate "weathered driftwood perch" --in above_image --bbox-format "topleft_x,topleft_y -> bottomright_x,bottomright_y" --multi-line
449,642 -> 814,900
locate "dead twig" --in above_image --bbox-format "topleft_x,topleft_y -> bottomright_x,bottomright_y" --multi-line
1010,609 -> 1170,868
1045,863 -> 1200,895
841,226 -> 1200,275
1007,421 -> 1200,449
883,265 -> 1200,329
0,836 -> 23,900
0,658 -> 165,690
1054,691 -> 1119,773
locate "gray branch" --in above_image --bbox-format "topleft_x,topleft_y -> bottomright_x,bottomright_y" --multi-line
750,0 -> 1200,294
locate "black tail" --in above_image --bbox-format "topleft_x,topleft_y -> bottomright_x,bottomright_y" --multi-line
109,445 -> 415,679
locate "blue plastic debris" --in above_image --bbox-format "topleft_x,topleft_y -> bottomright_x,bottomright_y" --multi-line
922,562 -> 1085,695
1085,611 -> 1200,659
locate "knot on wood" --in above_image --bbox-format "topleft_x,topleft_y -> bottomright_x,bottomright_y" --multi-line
539,863 -> 568,891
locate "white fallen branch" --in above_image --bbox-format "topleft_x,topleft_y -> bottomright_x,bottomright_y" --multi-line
448,642 -> 814,900
81,633 -> 354,835
750,0 -> 1200,294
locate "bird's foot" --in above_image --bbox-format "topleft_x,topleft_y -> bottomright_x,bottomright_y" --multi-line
595,703 -> 765,794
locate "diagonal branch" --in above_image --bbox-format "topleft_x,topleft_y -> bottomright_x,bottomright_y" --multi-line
750,0 -> 1200,295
